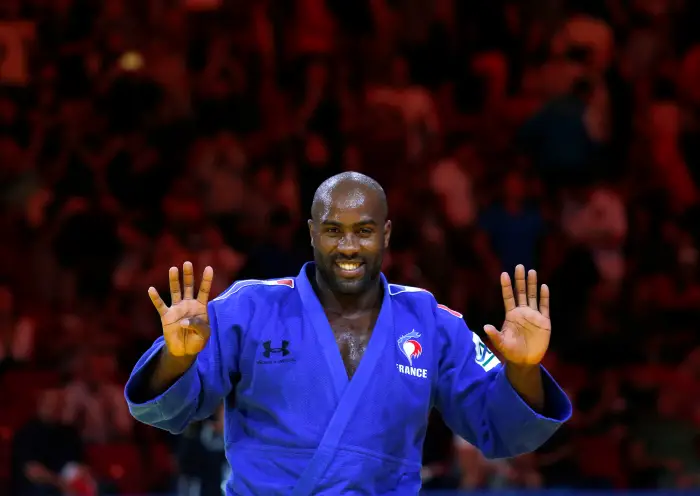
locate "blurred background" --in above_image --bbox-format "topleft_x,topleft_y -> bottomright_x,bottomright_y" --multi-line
1,0 -> 700,495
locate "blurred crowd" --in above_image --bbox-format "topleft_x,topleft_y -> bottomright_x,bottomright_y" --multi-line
1,0 -> 700,494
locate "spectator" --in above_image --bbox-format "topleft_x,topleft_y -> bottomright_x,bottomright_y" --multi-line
366,55 -> 440,160
0,0 -> 699,491
560,181 -> 628,286
10,389 -> 96,496
176,404 -> 227,496
61,350 -> 133,443
429,139 -> 481,230
479,170 -> 545,273
0,285 -> 34,373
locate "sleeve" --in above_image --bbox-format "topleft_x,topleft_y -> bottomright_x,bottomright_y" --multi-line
124,296 -> 246,434
434,313 -> 572,460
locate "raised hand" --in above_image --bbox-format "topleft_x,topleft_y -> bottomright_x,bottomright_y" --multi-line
148,261 -> 214,357
483,265 -> 551,366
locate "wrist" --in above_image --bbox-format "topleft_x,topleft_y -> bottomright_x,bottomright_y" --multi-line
162,348 -> 197,370
505,362 -> 541,374
147,348 -> 197,396
505,363 -> 542,386
505,362 -> 545,412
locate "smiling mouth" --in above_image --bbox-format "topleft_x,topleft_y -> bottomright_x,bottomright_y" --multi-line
334,261 -> 365,277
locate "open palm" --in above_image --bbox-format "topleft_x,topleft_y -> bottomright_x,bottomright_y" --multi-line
149,261 -> 214,357
484,265 -> 551,366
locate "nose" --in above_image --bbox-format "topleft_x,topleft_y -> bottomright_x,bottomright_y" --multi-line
337,233 -> 360,257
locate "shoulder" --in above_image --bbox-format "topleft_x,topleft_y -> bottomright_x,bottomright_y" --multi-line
207,277 -> 298,335
388,282 -> 494,364
210,277 -> 297,310
388,283 -> 463,320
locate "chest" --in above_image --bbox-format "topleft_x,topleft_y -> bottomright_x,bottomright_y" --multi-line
237,299 -> 438,437
327,312 -> 376,379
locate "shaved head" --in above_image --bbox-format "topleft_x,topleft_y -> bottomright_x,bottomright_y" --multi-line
308,172 -> 391,295
311,172 -> 388,222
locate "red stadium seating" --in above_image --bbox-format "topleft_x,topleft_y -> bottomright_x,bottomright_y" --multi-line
576,435 -> 625,488
1,369 -> 60,412
86,443 -> 145,494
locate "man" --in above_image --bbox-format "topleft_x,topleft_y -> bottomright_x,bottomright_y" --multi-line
176,404 -> 227,496
11,389 -> 96,496
125,172 -> 571,495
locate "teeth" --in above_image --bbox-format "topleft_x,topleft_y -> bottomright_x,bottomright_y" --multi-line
337,262 -> 361,271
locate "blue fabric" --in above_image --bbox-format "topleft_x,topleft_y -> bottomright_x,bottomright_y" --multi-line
125,263 -> 572,495
479,205 -> 544,272
518,96 -> 597,173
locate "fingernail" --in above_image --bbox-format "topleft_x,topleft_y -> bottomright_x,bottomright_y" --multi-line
181,319 -> 190,326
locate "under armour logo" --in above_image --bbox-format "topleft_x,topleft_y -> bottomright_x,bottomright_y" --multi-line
262,340 -> 290,358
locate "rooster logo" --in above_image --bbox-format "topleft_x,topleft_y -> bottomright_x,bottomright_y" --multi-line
398,330 -> 423,366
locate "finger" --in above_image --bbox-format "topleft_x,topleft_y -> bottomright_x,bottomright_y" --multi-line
181,316 -> 210,337
481,328 -> 506,364
183,261 -> 194,299
540,284 -> 550,319
501,272 -> 516,312
514,264 -> 527,307
148,287 -> 168,317
483,325 -> 503,351
527,269 -> 538,310
169,267 -> 181,305
197,266 -> 214,305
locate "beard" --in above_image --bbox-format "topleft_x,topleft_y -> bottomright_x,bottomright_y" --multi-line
312,249 -> 384,295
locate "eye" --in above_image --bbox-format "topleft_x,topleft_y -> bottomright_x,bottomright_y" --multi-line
325,227 -> 340,234
359,228 -> 373,235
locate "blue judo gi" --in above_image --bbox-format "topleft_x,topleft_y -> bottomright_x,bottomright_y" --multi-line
125,263 -> 571,495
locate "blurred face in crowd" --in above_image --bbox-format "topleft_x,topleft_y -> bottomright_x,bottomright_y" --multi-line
37,389 -> 63,423
309,179 -> 391,295
305,134 -> 329,167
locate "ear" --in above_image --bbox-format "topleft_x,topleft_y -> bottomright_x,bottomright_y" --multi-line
383,220 -> 392,249
307,219 -> 315,247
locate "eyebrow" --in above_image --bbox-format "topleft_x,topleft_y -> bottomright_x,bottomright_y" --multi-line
321,219 -> 378,227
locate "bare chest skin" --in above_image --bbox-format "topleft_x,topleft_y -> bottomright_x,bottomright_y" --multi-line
326,311 -> 378,379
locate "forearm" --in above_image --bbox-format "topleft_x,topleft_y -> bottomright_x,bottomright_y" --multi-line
505,363 -> 545,413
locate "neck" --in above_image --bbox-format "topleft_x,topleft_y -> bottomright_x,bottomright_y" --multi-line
314,268 -> 382,315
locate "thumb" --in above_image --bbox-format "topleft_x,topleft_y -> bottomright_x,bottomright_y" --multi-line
483,324 -> 503,350
181,316 -> 210,336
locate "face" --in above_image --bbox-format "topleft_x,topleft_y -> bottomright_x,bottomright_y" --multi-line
305,134 -> 328,167
309,188 -> 391,295
38,389 -> 63,423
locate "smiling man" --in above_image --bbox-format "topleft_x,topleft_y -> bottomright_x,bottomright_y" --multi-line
125,172 -> 572,495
